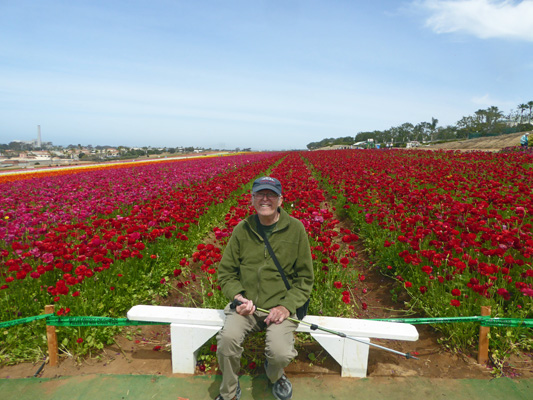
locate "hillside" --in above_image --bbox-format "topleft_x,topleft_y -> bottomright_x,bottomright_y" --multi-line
424,131 -> 531,152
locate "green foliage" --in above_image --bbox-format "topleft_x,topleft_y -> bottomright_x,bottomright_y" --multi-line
307,136 -> 355,150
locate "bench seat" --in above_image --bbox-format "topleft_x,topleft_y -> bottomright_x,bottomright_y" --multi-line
127,305 -> 418,378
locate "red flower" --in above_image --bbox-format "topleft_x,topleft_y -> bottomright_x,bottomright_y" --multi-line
333,281 -> 342,289
419,286 -> 427,294
496,288 -> 511,300
248,361 -> 256,369
362,302 -> 368,310
451,288 -> 461,296
153,345 -> 162,351
421,265 -> 433,275
450,299 -> 461,307
77,338 -> 84,344
210,344 -> 217,352
404,281 -> 412,288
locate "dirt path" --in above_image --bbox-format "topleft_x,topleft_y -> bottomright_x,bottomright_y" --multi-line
421,131 -> 530,152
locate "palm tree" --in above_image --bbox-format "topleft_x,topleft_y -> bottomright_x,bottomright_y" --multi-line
430,117 -> 438,142
527,101 -> 533,123
518,103 -> 528,123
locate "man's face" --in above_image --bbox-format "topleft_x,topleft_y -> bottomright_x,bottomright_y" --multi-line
252,189 -> 283,220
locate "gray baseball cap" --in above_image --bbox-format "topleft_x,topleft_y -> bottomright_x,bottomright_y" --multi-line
252,176 -> 282,196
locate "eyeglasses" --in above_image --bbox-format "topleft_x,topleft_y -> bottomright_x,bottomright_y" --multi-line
253,192 -> 280,199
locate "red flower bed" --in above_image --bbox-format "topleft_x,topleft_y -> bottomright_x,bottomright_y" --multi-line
304,149 -> 533,350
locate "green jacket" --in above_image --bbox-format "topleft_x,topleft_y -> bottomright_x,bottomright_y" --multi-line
218,208 -> 314,314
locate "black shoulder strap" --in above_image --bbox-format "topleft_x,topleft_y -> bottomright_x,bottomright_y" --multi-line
255,215 -> 291,290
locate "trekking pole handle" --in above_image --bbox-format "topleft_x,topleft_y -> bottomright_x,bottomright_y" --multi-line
230,299 -> 243,309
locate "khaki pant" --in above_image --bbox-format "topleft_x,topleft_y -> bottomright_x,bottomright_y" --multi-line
216,303 -> 298,399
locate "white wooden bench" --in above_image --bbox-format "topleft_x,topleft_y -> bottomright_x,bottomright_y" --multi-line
127,305 -> 418,378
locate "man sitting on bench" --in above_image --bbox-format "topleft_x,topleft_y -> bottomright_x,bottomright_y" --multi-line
215,177 -> 314,400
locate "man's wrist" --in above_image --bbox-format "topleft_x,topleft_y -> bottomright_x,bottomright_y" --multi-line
234,293 -> 245,301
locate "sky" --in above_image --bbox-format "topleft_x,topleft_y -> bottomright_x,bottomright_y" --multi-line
1,0 -> 533,151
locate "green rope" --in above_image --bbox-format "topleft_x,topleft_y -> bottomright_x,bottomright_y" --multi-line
0,314 -> 48,329
46,316 -> 169,327
0,313 -> 530,329
371,316 -> 532,327
372,316 -> 487,324
481,318 -> 533,328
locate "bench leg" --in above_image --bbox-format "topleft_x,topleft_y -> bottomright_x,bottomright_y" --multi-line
310,333 -> 370,378
170,323 -> 222,374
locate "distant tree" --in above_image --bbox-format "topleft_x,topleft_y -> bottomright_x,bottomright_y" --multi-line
527,101 -> 533,123
430,117 -> 438,142
8,141 -> 28,151
456,115 -> 479,137
518,103 -> 528,123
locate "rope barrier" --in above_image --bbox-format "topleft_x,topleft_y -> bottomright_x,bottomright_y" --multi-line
0,314 -> 48,328
2,306 -> 529,368
0,313 -> 530,329
373,316 -> 487,324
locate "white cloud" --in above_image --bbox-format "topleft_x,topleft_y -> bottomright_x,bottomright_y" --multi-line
419,0 -> 533,41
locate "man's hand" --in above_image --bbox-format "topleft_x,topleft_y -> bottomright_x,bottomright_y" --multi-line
264,305 -> 290,325
234,294 -> 255,316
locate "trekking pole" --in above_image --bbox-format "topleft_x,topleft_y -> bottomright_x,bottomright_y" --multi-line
231,299 -> 418,360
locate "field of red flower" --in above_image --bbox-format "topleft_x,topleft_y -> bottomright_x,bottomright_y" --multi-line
1,149 -> 532,373
305,149 -> 533,358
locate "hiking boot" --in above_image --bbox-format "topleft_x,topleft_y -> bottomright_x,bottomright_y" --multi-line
214,382 -> 241,400
272,374 -> 293,400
